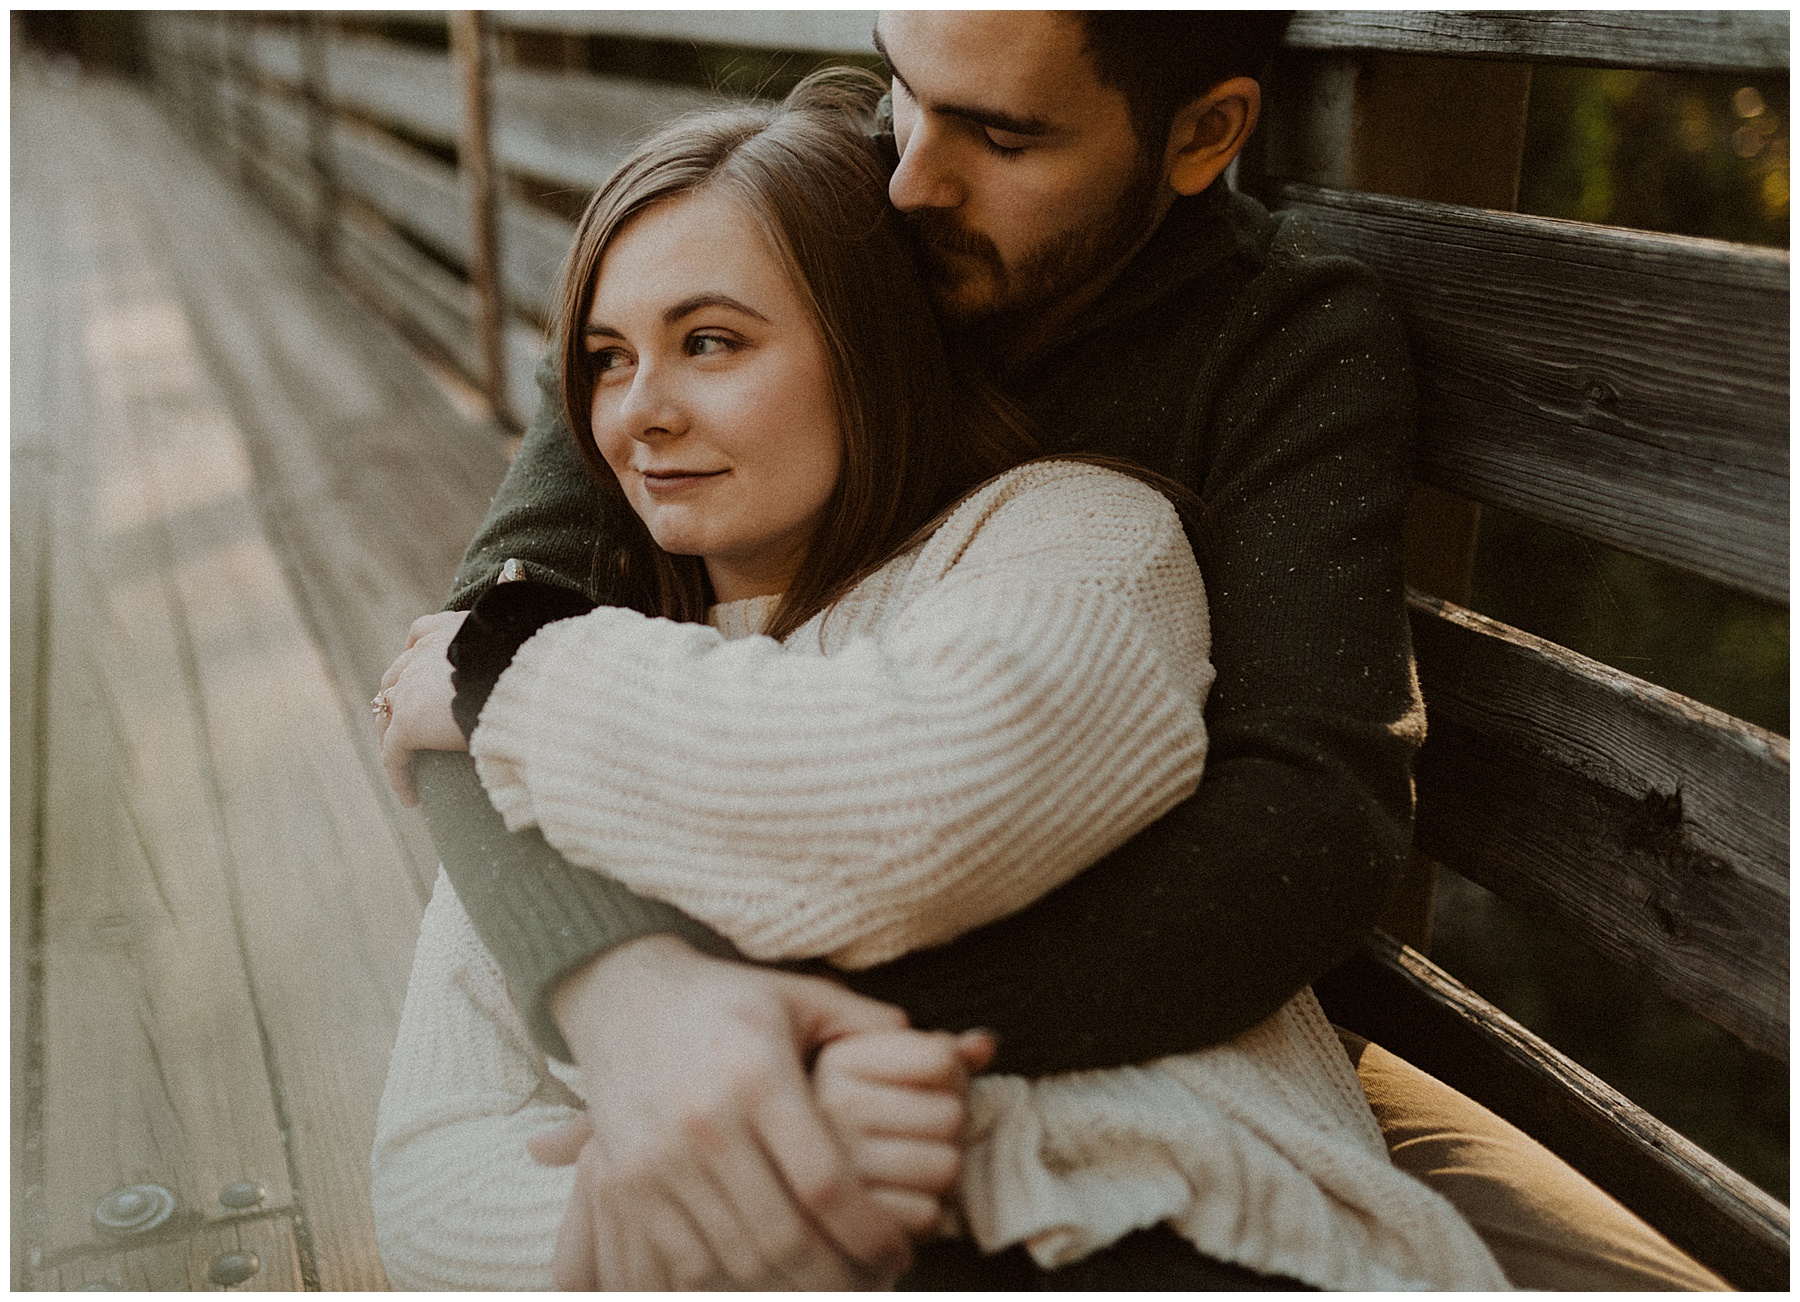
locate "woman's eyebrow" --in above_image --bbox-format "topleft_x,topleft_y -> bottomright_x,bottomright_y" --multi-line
665,293 -> 770,325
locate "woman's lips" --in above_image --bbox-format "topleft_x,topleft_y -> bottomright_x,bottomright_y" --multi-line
641,468 -> 727,494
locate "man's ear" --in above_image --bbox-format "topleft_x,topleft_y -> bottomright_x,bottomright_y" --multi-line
1163,76 -> 1262,196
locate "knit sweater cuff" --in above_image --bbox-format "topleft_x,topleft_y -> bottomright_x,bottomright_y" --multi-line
448,579 -> 599,740
412,749 -> 739,1063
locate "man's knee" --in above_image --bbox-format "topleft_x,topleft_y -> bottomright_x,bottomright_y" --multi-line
1340,1030 -> 1730,1291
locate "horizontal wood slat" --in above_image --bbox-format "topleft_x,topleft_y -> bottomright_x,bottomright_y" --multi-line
249,29 -> 721,193
492,9 -> 878,54
1408,592 -> 1788,1058
1286,10 -> 1789,73
1315,932 -> 1789,1290
1276,183 -> 1788,604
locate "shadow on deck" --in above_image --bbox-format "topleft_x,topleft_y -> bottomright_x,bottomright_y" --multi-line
12,67 -> 515,1290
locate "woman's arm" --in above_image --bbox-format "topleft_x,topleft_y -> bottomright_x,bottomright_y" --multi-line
471,464 -> 1212,969
372,871 -> 582,1290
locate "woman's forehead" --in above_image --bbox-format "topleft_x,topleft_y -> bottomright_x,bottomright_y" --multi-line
588,189 -> 795,323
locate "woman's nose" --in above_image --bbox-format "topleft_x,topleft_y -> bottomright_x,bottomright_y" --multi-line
616,361 -> 687,443
888,119 -> 964,213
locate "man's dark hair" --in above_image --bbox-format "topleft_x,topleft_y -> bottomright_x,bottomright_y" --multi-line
1080,11 -> 1294,149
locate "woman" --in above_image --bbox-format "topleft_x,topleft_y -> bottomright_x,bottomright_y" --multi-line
371,71 -> 1503,1291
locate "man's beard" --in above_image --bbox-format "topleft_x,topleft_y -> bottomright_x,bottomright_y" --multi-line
906,153 -> 1165,333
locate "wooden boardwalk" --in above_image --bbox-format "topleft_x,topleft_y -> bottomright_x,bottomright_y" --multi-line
12,68 -> 515,1290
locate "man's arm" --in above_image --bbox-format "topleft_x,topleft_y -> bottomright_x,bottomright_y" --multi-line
431,254 -> 1421,1076
841,247 -> 1424,1073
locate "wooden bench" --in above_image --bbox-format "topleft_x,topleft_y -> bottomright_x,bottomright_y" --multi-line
130,10 -> 1788,1290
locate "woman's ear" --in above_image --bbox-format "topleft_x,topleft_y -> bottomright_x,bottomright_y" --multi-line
1163,76 -> 1262,197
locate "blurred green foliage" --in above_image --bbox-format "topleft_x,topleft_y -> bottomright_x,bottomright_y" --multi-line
1521,65 -> 1788,248
1438,64 -> 1789,1204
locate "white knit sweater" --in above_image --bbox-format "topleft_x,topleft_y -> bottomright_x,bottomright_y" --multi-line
373,462 -> 1505,1290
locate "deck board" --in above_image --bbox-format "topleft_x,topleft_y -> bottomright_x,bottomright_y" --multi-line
14,70 -> 515,1290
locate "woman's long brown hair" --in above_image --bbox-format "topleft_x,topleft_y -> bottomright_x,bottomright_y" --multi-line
554,68 -> 1038,641
553,68 -> 1206,640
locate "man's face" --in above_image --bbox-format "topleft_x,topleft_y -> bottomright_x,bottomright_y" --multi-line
877,11 -> 1163,327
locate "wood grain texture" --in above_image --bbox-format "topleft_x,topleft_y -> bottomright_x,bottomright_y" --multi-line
249,27 -> 722,192
1316,933 -> 1789,1290
493,8 -> 878,53
28,1212 -> 304,1291
1286,10 -> 1789,73
1276,183 -> 1789,603
12,74 -> 481,1289
16,75 -> 298,1270
1408,592 -> 1788,1058
90,86 -> 427,1287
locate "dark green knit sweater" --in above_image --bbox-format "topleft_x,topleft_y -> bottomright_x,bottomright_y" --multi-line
420,180 -> 1424,1074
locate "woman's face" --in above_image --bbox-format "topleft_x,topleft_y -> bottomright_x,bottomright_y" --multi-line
586,188 -> 843,604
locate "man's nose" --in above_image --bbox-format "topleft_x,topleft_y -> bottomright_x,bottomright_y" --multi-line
888,120 -> 963,213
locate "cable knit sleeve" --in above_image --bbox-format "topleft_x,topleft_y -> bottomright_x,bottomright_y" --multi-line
469,463 -> 1213,969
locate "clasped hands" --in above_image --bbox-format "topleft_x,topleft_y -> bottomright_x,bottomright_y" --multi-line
533,937 -> 994,1289
377,617 -> 995,1289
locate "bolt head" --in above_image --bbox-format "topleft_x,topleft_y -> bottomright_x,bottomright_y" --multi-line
217,1180 -> 266,1210
206,1251 -> 261,1286
93,1183 -> 176,1235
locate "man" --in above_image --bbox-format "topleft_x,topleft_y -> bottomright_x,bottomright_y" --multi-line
403,11 -> 1722,1290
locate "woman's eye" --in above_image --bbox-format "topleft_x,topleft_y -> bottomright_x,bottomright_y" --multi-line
588,346 -> 631,376
688,332 -> 741,358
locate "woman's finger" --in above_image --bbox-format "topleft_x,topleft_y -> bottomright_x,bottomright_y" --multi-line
824,1028 -> 965,1088
840,1135 -> 961,1196
819,1077 -> 968,1142
868,1184 -> 947,1239
753,1075 -> 910,1279
379,716 -> 419,807
527,1115 -> 592,1167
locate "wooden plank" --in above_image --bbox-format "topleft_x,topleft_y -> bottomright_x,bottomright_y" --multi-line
493,9 -> 878,53
491,62 -> 725,193
260,30 -> 722,190
330,113 -> 470,273
335,202 -> 486,383
81,81 -> 439,1290
1286,10 -> 1789,74
1408,592 -> 1788,1058
1276,183 -> 1789,604
1316,933 -> 1789,1291
451,10 -> 509,418
28,1212 -> 304,1291
16,76 -> 300,1274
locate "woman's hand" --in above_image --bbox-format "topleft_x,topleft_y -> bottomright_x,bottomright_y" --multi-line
377,611 -> 470,806
539,935 -> 916,1290
814,1027 -> 997,1237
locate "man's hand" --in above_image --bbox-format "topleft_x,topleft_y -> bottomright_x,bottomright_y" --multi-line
814,1027 -> 996,1237
542,935 -> 915,1289
377,611 -> 469,805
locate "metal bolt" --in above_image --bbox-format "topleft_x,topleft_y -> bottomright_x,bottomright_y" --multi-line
206,1251 -> 260,1287
93,1183 -> 176,1235
217,1180 -> 266,1210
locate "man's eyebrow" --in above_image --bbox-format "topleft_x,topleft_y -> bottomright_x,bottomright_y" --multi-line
872,25 -> 1053,138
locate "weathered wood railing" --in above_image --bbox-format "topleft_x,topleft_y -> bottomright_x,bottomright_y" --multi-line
139,9 -> 1789,1290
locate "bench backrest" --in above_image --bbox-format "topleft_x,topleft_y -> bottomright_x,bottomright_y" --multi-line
137,9 -> 1789,1287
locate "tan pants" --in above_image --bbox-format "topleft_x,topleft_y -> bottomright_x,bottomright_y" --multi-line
1340,1031 -> 1731,1291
